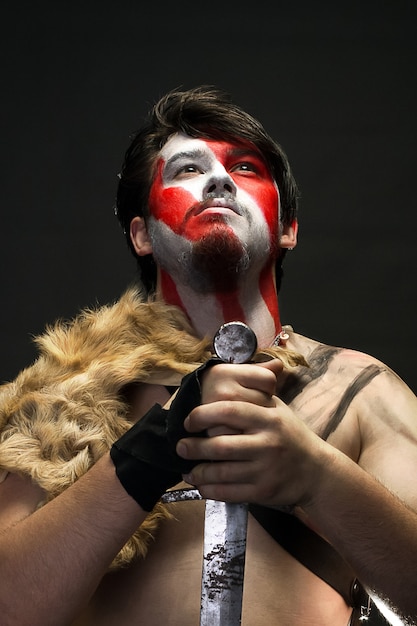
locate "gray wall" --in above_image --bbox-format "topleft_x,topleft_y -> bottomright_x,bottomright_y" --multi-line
1,1 -> 416,392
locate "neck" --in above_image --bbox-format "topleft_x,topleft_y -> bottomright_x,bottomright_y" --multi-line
156,262 -> 282,348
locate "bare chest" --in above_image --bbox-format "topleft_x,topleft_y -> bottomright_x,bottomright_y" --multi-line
73,500 -> 351,626
73,354 -> 364,625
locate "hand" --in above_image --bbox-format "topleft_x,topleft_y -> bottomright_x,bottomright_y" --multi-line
110,359 -> 218,511
176,359 -> 327,508
201,358 -> 283,406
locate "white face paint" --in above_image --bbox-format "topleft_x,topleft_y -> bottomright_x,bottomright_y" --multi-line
147,133 -> 280,292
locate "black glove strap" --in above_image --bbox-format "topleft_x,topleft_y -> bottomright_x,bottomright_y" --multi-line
166,357 -> 222,450
111,358 -> 221,511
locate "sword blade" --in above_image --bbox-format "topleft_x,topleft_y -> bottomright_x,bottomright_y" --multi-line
200,500 -> 248,626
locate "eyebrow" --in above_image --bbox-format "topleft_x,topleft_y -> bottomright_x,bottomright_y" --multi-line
164,149 -> 208,169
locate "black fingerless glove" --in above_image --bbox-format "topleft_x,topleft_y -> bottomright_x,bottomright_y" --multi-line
110,358 -> 220,511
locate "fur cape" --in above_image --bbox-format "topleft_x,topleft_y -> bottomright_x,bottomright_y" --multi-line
0,288 -> 303,569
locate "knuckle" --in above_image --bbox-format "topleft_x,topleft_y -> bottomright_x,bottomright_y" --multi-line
264,369 -> 278,391
215,383 -> 238,401
216,399 -> 239,420
212,436 -> 235,459
208,363 -> 230,382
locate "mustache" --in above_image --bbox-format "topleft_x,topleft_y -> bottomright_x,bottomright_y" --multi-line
186,192 -> 244,218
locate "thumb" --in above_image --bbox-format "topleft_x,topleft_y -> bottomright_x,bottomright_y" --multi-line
256,358 -> 284,379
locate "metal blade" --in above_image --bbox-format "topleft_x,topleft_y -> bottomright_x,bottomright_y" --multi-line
200,500 -> 248,626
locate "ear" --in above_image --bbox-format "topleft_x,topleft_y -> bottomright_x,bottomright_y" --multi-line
279,219 -> 298,250
130,216 -> 153,256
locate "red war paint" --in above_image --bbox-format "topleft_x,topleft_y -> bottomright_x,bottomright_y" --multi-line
259,261 -> 281,336
148,134 -> 282,325
159,270 -> 186,313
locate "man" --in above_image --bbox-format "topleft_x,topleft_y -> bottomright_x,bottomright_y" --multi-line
0,86 -> 416,625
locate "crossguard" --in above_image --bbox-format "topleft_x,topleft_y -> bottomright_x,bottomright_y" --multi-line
161,487 -> 203,503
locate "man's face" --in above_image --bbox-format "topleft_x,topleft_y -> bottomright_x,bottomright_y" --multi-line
148,133 -> 280,244
146,133 -> 280,291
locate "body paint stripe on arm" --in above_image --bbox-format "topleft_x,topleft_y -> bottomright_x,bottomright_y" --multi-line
321,364 -> 384,441
279,345 -> 342,405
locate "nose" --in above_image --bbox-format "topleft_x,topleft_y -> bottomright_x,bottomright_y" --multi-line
203,167 -> 237,199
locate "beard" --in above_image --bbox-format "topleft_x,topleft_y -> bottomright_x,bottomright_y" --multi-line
184,224 -> 250,292
148,215 -> 272,294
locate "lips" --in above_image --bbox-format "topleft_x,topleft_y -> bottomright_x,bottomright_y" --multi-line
189,198 -> 242,218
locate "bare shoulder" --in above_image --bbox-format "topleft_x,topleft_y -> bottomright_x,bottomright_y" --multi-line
287,331 -> 417,507
285,330 -> 414,401
0,471 -> 46,531
320,341 -> 417,418
283,330 -> 416,442
280,331 -> 389,411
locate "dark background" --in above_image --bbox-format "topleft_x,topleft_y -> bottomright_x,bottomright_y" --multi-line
1,1 -> 416,392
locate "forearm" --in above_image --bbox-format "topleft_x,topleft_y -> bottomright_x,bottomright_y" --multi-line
298,445 -> 417,621
0,365 -> 206,625
0,454 -> 147,626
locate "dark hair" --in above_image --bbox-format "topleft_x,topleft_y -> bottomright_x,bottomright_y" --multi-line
115,85 -> 299,293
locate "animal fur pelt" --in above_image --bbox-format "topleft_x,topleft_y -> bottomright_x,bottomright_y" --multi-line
0,288 -> 305,569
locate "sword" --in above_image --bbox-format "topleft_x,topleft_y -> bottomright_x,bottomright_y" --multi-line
162,321 -> 258,625
201,321 -> 257,626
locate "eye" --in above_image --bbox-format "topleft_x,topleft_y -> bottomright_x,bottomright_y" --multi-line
174,164 -> 204,179
230,161 -> 259,174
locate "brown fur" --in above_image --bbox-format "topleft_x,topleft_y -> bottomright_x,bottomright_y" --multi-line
0,288 -> 305,568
